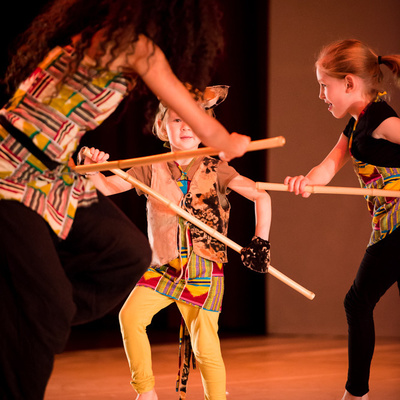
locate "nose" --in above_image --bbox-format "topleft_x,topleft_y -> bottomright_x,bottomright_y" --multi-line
181,123 -> 191,131
319,87 -> 325,100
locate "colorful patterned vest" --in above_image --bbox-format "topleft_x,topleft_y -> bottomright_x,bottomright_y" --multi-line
0,45 -> 130,239
147,157 -> 230,265
348,96 -> 400,246
350,159 -> 400,246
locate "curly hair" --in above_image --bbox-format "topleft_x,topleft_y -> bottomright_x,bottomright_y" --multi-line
4,0 -> 224,99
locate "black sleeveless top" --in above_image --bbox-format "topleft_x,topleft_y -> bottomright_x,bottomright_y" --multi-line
343,100 -> 400,167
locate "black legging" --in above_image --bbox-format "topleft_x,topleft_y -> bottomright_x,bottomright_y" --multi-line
344,227 -> 400,396
0,193 -> 151,399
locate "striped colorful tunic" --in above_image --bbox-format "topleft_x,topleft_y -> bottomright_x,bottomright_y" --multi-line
0,45 -> 130,238
134,159 -> 238,312
343,97 -> 400,246
139,218 -> 225,312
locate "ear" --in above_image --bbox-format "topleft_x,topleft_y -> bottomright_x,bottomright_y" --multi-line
344,75 -> 355,92
157,118 -> 169,141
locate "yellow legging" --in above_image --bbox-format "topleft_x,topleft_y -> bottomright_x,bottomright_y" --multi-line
119,286 -> 226,399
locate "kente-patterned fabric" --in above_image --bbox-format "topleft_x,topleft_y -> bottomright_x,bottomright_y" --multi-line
176,318 -> 196,399
343,97 -> 400,246
137,157 -> 233,311
0,45 -> 130,238
137,157 -> 237,396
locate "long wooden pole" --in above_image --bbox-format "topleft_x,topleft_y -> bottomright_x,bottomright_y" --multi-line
75,136 -> 286,174
256,182 -> 400,198
82,149 -> 314,300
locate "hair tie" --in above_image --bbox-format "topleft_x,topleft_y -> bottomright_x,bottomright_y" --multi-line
378,55 -> 383,65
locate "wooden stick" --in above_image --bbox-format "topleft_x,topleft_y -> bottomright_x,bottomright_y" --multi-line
75,136 -> 286,173
256,182 -> 400,198
82,149 -> 315,300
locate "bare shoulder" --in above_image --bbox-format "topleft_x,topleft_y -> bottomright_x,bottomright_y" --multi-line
84,31 -> 163,74
123,34 -> 166,76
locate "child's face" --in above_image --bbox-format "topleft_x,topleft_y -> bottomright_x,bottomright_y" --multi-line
164,110 -> 202,152
316,67 -> 349,119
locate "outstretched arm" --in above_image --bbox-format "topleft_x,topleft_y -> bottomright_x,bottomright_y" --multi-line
126,35 -> 250,161
82,147 -> 133,196
284,133 -> 350,197
228,174 -> 271,240
228,174 -> 272,273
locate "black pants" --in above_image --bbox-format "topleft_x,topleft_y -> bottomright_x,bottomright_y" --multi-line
0,193 -> 152,400
344,227 -> 400,396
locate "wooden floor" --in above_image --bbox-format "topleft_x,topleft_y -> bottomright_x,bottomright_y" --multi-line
44,334 -> 400,400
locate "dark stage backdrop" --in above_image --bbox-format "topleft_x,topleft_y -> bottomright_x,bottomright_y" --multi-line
0,1 -> 269,343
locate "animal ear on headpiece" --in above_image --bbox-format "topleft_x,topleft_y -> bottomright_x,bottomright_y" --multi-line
159,84 -> 229,110
202,85 -> 230,110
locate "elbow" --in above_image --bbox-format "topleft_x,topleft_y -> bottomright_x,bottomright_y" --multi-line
254,190 -> 271,205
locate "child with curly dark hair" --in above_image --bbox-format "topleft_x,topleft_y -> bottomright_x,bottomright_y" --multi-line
0,1 -> 250,399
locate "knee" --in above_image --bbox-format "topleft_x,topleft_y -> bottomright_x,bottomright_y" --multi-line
119,295 -> 150,336
344,286 -> 373,322
191,334 -> 222,363
140,243 -> 152,271
344,287 -> 358,315
118,233 -> 152,273
119,306 -> 141,339
119,300 -> 137,329
105,234 -> 152,292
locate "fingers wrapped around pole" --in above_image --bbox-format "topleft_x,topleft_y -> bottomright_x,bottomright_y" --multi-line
80,148 -> 314,300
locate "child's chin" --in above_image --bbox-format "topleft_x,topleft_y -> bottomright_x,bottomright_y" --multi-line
331,110 -> 346,119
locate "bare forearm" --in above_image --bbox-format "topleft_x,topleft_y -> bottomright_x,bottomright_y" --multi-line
228,175 -> 272,239
306,147 -> 350,185
305,163 -> 337,186
254,193 -> 271,240
136,44 -> 249,160
88,173 -> 131,196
